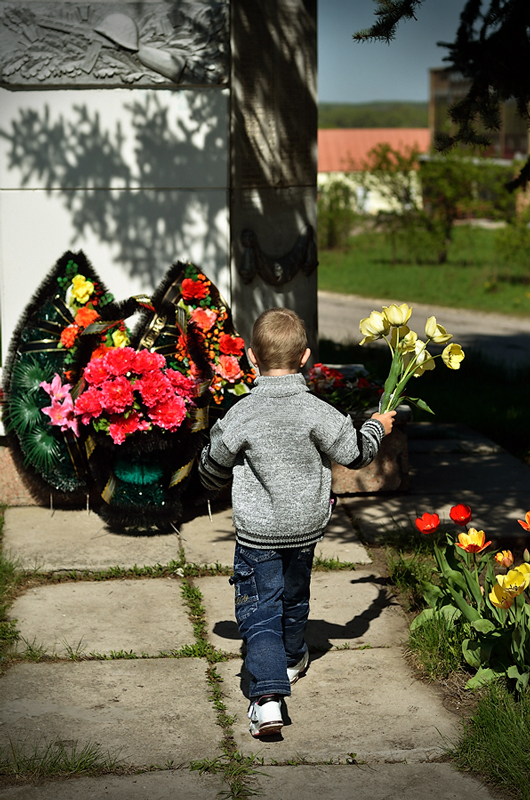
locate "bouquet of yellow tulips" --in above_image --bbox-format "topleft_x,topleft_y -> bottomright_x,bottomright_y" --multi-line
359,303 -> 465,413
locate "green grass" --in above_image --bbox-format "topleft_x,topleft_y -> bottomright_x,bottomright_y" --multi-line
0,737 -> 123,779
318,101 -> 428,129
318,227 -> 530,317
408,612 -> 467,680
450,682 -> 530,800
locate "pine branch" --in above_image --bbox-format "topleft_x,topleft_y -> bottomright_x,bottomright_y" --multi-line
352,0 -> 425,43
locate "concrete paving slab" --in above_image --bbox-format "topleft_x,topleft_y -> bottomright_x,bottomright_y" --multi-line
315,502 -> 372,564
199,569 -> 407,656
408,451 -> 530,495
9,579 -> 193,657
247,763 -> 498,800
2,508 -> 182,572
0,660 -> 221,767
179,506 -> 235,567
343,492 -> 530,545
0,771 -> 225,800
218,648 -> 460,763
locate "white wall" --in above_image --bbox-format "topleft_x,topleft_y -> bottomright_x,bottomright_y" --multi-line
0,87 -> 229,366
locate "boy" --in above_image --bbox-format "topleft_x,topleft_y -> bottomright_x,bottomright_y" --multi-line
199,308 -> 395,737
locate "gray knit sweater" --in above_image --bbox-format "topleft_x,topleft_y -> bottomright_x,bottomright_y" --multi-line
199,373 -> 384,549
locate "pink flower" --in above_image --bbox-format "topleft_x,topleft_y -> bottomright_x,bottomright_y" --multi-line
103,347 -> 136,376
108,411 -> 150,444
133,350 -> 166,374
190,307 -> 217,332
42,394 -> 79,436
83,358 -> 109,386
40,373 -> 72,401
74,386 -> 103,424
136,373 -> 173,408
165,369 -> 197,400
216,354 -> 242,383
100,377 -> 134,414
148,396 -> 187,431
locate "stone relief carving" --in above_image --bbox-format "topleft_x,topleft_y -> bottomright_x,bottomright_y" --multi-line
239,227 -> 318,286
0,2 -> 228,87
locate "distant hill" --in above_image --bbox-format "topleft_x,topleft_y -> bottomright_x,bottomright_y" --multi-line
319,102 -> 429,129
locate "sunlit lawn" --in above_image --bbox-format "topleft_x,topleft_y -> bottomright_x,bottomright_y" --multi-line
318,226 -> 530,317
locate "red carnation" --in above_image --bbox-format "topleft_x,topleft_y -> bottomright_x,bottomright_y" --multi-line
100,376 -> 134,414
134,350 -> 166,374
181,278 -> 209,302
148,396 -> 187,431
60,324 -> 79,349
103,346 -> 135,377
108,411 -> 150,444
137,372 -> 173,408
84,358 -> 109,386
219,334 -> 245,356
74,386 -> 103,424
166,369 -> 197,400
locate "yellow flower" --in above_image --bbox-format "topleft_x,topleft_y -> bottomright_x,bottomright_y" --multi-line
497,565 -> 530,597
425,316 -> 453,344
112,329 -> 130,348
383,303 -> 412,327
390,326 -> 418,352
456,528 -> 491,553
404,340 -> 436,377
442,343 -> 465,370
359,310 -> 390,344
489,583 -> 514,610
70,274 -> 95,305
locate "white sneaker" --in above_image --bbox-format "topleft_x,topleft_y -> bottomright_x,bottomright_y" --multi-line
287,649 -> 309,684
248,695 -> 283,737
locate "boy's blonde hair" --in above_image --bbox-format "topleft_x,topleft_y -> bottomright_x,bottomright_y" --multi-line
250,308 -> 308,370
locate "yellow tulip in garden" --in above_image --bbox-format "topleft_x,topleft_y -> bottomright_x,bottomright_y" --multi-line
359,303 -> 465,413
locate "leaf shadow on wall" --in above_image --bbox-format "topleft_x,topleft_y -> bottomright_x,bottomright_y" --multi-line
0,90 -> 227,288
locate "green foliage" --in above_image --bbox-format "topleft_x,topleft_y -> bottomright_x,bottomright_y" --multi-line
0,737 -> 123,778
318,226 -> 530,317
318,177 -> 359,249
318,101 -> 428,129
495,199 -> 530,264
386,548 -> 435,613
408,609 -> 467,679
450,682 -> 530,800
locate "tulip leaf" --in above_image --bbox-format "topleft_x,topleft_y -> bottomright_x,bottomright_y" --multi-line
407,397 -> 434,414
447,584 -> 480,621
465,666 -> 503,689
420,581 -> 443,608
462,639 -> 483,668
471,619 -> 496,634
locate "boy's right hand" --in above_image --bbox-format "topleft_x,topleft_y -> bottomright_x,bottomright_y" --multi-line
371,410 -> 396,436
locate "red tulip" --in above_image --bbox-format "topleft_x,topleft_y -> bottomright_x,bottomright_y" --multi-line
415,512 -> 440,535
449,503 -> 472,526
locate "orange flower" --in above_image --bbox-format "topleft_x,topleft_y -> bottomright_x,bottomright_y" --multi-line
74,306 -> 100,328
456,528 -> 491,553
60,324 -> 79,348
495,550 -> 514,568
517,511 -> 530,531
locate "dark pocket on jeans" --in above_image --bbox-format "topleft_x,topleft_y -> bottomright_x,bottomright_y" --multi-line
229,569 -> 258,622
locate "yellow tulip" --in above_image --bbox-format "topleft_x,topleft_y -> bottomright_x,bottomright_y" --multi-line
425,316 -> 453,344
489,583 -> 514,610
382,303 -> 412,327
112,329 -> 130,348
497,566 -> 530,597
359,310 -> 390,344
404,340 -> 436,377
390,325 -> 418,352
495,550 -> 514,568
442,343 -> 465,370
457,528 -> 491,553
71,274 -> 95,305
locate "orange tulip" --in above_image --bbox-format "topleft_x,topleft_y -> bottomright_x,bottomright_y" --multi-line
495,550 -> 514,568
456,528 -> 491,554
517,511 -> 530,531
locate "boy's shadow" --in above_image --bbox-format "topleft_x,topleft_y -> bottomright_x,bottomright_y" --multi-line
213,573 -> 397,711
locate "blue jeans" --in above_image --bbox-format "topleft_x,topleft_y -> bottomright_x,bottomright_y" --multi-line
230,542 -> 315,700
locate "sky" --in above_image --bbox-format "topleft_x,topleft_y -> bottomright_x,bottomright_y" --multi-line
318,0 -> 469,104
